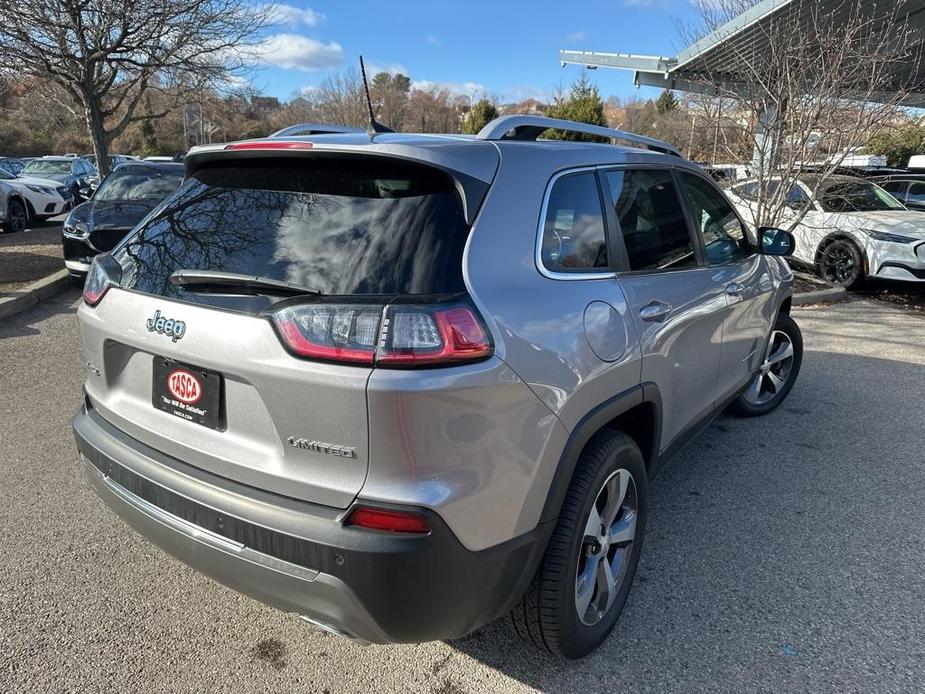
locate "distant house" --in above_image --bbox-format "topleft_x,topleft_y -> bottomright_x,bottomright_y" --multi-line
251,96 -> 281,114
500,98 -> 548,116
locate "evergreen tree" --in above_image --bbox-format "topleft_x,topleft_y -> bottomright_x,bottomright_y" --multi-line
462,98 -> 499,135
544,74 -> 608,142
655,89 -> 679,114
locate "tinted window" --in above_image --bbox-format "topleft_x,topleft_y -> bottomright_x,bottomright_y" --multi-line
732,181 -> 759,200
907,182 -> 925,204
115,158 -> 476,310
679,173 -> 751,265
879,180 -> 906,196
607,169 -> 696,272
24,160 -> 71,174
817,180 -> 904,212
540,172 -> 608,272
95,168 -> 183,202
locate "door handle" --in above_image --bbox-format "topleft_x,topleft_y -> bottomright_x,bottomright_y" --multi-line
639,300 -> 671,322
724,282 -> 746,296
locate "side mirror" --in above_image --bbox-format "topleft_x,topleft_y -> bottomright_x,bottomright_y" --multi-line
758,227 -> 795,256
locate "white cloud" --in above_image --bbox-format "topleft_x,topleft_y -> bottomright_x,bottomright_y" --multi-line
411,79 -> 486,97
255,33 -> 343,71
266,4 -> 326,27
425,34 -> 441,46
366,62 -> 409,77
566,30 -> 585,42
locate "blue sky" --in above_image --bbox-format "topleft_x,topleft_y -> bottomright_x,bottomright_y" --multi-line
250,0 -> 702,104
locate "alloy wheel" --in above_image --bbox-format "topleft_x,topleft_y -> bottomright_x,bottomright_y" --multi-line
575,468 -> 638,626
8,201 -> 27,233
742,330 -> 795,406
819,242 -> 859,285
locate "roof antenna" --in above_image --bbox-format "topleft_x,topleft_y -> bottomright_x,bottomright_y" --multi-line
359,56 -> 394,136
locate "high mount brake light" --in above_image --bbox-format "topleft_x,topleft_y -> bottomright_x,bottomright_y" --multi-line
345,507 -> 430,534
224,141 -> 314,151
83,254 -> 122,306
269,301 -> 492,368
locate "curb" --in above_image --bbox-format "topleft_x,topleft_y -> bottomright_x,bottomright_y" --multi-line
792,285 -> 847,306
0,269 -> 71,320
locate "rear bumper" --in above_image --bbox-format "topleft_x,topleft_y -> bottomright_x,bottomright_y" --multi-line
73,402 -> 549,643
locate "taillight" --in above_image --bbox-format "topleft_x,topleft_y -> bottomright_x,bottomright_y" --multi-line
268,300 -> 492,368
83,253 -> 122,306
272,303 -> 381,364
224,140 -> 314,151
377,305 -> 492,365
345,507 -> 430,534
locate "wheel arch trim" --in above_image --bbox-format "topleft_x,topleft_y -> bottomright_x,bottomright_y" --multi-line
539,383 -> 662,524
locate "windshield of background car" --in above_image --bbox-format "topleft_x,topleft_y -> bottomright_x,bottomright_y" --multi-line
0,169 -> 14,181
114,156 -> 475,308
24,161 -> 71,175
816,180 -> 905,212
95,168 -> 183,203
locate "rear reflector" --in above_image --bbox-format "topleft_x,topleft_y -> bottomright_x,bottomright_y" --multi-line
345,507 -> 430,534
268,300 -> 492,368
225,141 -> 314,151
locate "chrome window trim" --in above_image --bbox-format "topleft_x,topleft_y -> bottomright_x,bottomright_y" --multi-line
535,166 -> 616,281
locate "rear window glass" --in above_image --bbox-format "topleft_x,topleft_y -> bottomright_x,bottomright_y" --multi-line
115,157 -> 472,305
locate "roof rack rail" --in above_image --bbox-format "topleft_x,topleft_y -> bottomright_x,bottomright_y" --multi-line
475,115 -> 681,157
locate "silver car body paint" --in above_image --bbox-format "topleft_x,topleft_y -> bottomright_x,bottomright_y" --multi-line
74,123 -> 795,640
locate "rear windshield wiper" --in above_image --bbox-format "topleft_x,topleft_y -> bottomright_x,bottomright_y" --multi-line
169,270 -> 321,297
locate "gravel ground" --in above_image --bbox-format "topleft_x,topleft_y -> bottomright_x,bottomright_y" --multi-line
0,220 -> 65,296
1,293 -> 924,694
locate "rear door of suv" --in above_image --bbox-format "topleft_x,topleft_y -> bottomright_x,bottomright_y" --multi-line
600,166 -> 726,450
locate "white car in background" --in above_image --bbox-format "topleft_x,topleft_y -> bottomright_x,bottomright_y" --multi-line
0,167 -> 71,231
727,174 -> 925,287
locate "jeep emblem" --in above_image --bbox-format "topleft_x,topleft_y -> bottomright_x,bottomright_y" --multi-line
146,309 -> 186,342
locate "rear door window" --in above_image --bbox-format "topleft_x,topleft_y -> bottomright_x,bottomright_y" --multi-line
606,169 -> 697,272
540,171 -> 609,273
115,157 -> 477,309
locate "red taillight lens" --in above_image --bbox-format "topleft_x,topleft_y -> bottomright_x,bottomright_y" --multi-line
83,254 -> 121,306
345,507 -> 430,534
269,300 -> 492,367
272,304 -> 381,364
377,306 -> 492,365
225,140 -> 314,151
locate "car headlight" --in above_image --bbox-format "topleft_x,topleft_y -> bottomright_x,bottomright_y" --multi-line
26,184 -> 54,195
63,219 -> 89,239
859,228 -> 917,244
56,186 -> 69,197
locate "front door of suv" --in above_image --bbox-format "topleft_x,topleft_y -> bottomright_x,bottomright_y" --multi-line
677,171 -> 776,400
601,168 -> 726,450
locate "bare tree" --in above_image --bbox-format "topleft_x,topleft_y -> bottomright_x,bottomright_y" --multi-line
680,0 -> 924,232
0,0 -> 271,174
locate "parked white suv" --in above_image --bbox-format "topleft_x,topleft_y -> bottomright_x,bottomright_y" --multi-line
727,174 -> 925,286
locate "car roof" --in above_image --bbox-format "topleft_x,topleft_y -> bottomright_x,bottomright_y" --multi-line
187,130 -> 693,186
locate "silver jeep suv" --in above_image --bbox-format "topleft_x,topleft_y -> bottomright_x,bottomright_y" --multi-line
73,116 -> 802,658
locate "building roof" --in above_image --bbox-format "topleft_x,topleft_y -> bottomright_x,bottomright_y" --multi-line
561,0 -> 925,105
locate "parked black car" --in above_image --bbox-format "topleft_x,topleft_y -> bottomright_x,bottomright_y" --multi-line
21,156 -> 97,202
62,162 -> 184,283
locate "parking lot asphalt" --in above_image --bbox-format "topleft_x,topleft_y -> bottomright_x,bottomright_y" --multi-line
1,292 -> 923,694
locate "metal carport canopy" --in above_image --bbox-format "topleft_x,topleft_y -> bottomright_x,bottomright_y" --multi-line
560,0 -> 925,106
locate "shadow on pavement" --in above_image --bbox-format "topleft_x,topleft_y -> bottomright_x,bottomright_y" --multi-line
448,349 -> 925,691
0,288 -> 80,338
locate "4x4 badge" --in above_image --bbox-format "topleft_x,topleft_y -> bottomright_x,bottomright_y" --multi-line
146,309 -> 187,342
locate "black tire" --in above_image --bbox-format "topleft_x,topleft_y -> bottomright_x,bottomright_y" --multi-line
817,238 -> 864,289
4,198 -> 28,234
729,312 -> 803,417
511,429 -> 647,659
